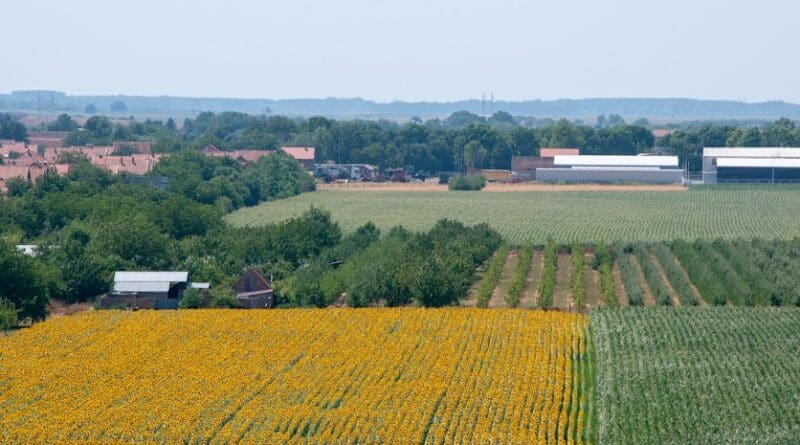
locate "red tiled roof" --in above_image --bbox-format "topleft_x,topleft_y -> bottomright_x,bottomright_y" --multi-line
0,143 -> 30,157
113,141 -> 152,154
28,137 -> 64,148
540,148 -> 580,157
44,146 -> 115,160
281,146 -> 315,161
0,165 -> 35,180
90,154 -> 159,175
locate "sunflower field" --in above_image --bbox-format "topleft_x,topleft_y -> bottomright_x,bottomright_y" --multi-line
0,309 -> 589,444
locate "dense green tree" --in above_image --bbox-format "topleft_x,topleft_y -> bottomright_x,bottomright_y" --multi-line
48,114 -> 78,131
0,113 -> 27,141
110,100 -> 128,112
0,241 -> 51,321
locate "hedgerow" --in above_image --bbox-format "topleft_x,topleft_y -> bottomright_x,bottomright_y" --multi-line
476,244 -> 509,308
506,243 -> 533,308
537,241 -> 558,308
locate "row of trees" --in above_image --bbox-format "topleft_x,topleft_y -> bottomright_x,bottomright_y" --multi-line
277,220 -> 502,308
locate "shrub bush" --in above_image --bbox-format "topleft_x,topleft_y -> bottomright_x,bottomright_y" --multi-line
448,174 -> 486,191
179,288 -> 203,309
0,298 -> 19,330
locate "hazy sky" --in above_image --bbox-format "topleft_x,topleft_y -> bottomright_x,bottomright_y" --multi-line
4,0 -> 799,102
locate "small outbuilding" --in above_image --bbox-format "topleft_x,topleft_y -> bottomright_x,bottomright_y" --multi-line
232,268 -> 274,308
100,271 -> 190,309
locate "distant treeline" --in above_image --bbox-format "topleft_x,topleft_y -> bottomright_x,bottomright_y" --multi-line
5,112 -> 800,173
4,91 -> 800,120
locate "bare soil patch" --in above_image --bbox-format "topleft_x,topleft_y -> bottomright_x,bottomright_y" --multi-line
554,253 -> 574,310
48,300 -> 93,318
521,250 -> 544,308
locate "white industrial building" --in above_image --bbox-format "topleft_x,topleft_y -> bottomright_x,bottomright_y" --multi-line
536,155 -> 683,184
702,147 -> 800,184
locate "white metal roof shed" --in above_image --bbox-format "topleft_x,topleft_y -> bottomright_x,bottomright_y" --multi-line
553,155 -> 678,167
704,147 -> 800,158
113,271 -> 189,283
113,281 -> 172,293
716,157 -> 800,168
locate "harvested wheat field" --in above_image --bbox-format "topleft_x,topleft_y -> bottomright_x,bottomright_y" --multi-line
0,309 -> 590,444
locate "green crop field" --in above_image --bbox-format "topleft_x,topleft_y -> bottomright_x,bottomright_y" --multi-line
226,186 -> 800,244
592,307 -> 800,445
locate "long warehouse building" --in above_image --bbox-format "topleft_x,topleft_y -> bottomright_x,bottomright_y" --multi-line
536,155 -> 683,184
703,147 -> 800,184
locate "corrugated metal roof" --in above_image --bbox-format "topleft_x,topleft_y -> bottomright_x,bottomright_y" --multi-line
189,282 -> 210,289
553,155 -> 678,167
704,147 -> 800,158
717,157 -> 800,168
113,281 -> 171,293
114,271 -> 188,283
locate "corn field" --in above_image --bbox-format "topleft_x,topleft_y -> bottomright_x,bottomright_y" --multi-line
592,307 -> 800,445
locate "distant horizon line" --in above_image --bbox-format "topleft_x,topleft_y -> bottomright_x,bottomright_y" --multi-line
2,90 -> 797,106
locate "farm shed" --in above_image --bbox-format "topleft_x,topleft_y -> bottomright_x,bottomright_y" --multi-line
702,147 -> 800,184
536,155 -> 682,184
511,148 -> 580,180
100,271 -> 190,309
232,268 -> 274,308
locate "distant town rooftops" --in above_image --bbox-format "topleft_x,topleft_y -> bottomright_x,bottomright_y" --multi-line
281,146 -> 316,160
540,148 -> 580,157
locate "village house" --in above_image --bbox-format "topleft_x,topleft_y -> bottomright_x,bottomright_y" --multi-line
112,140 -> 152,154
280,146 -> 316,169
232,268 -> 274,308
203,144 -> 316,169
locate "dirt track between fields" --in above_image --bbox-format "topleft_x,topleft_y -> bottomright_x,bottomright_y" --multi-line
317,182 -> 687,192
